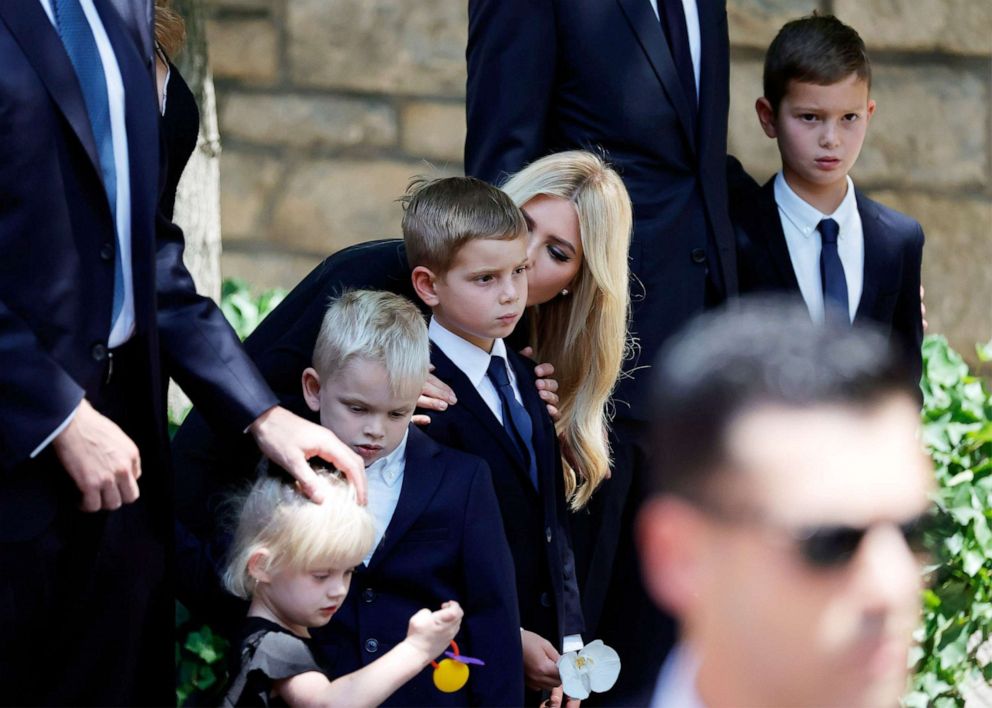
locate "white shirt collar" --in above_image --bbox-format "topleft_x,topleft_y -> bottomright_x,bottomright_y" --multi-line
774,172 -> 858,241
365,429 -> 408,487
428,317 -> 509,388
651,643 -> 706,708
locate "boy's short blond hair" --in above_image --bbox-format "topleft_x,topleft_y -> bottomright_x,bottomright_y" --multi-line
401,176 -> 527,276
312,290 -> 430,400
222,467 -> 376,600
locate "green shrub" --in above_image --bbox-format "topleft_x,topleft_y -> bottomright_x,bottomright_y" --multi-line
905,335 -> 992,706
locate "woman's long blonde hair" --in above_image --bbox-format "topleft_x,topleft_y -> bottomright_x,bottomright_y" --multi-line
502,151 -> 633,510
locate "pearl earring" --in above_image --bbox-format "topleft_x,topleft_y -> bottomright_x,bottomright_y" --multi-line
560,288 -> 570,297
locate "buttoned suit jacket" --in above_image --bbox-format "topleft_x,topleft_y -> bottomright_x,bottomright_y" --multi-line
465,0 -> 738,418
312,425 -> 524,707
0,0 -> 276,541
419,345 -> 584,646
735,179 -> 924,387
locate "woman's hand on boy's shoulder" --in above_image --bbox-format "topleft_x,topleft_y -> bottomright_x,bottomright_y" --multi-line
520,348 -> 560,422
414,366 -> 458,426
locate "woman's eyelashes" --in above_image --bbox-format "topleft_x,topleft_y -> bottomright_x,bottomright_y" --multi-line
548,245 -> 571,263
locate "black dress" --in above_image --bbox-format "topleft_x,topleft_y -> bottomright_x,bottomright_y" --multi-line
159,58 -> 200,220
224,617 -> 330,707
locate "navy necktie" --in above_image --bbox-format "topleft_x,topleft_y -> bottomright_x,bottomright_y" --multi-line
54,0 -> 124,323
487,355 -> 539,490
818,218 -> 849,325
658,0 -> 697,118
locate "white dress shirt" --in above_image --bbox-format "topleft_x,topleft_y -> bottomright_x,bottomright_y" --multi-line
648,0 -> 701,96
32,0 -> 135,458
363,429 -> 408,566
650,643 -> 706,708
774,172 -> 864,323
428,318 -> 524,424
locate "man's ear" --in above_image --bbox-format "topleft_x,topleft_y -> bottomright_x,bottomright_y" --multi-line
247,548 -> 272,584
637,496 -> 707,618
411,266 -> 441,307
302,367 -> 322,413
755,97 -> 778,139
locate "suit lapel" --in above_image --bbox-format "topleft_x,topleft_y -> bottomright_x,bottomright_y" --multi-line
430,345 -> 533,482
758,180 -> 802,292
616,0 -> 696,152
508,353 -> 555,499
367,427 -> 445,568
854,191 -> 892,325
0,3 -> 102,178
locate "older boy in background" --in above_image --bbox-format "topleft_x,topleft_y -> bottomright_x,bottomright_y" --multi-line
734,14 -> 924,387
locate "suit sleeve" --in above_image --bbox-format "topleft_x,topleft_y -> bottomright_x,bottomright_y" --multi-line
893,223 -> 925,392
0,299 -> 85,466
460,461 -> 525,706
155,213 -> 278,433
465,0 -> 556,184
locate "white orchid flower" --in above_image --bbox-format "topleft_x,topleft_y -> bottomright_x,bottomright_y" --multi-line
556,639 -> 621,700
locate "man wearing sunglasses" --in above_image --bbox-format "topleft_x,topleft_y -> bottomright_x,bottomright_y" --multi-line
636,297 -> 933,707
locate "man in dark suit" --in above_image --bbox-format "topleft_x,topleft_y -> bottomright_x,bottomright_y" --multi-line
0,2 -> 363,703
464,0 -> 741,693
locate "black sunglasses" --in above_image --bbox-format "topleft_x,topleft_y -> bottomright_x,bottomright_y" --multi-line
696,501 -> 932,569
789,513 -> 930,568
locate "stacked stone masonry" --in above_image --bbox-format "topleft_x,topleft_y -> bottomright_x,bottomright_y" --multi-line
206,0 -> 991,359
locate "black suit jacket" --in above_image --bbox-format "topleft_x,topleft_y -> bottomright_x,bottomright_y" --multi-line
313,426 -> 524,707
0,1 -> 276,541
735,179 -> 924,386
465,0 -> 737,418
420,345 -> 584,645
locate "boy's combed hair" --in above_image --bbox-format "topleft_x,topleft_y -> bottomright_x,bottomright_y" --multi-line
401,176 -> 526,275
764,13 -> 871,113
313,290 -> 430,400
222,468 -> 376,600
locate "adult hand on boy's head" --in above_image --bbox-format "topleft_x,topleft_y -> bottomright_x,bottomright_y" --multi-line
53,399 -> 141,512
521,629 -> 562,691
520,348 -> 561,422
249,405 -> 367,505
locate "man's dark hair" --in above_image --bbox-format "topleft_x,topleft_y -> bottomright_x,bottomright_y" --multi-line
763,13 -> 871,113
649,297 -> 915,500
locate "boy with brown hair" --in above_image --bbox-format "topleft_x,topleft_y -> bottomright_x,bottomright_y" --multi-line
404,177 -> 585,699
734,14 -> 924,386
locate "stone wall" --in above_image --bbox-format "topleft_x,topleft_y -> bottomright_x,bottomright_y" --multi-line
206,0 -> 992,357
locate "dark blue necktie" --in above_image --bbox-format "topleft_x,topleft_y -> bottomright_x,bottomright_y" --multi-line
818,218 -> 849,325
487,355 -> 539,490
658,0 -> 697,118
54,0 -> 124,323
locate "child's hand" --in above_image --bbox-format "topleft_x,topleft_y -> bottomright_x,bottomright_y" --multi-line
405,601 -> 463,661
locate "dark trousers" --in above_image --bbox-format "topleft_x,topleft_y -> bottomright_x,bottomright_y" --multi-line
572,418 -> 676,705
0,340 -> 172,706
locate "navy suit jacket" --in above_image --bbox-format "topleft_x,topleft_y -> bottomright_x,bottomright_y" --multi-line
420,345 -> 584,646
312,426 -> 523,707
466,0 -> 737,418
0,1 -> 276,541
735,180 -> 924,387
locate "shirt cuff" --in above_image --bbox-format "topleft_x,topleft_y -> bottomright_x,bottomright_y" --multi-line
30,402 -> 81,458
562,634 -> 584,653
